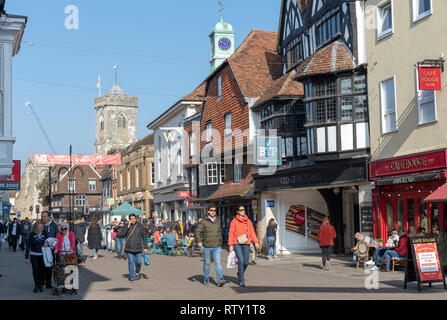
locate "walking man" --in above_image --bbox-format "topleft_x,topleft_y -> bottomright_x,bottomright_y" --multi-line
8,218 -> 22,252
117,214 -> 148,281
194,205 -> 225,287
20,217 -> 33,251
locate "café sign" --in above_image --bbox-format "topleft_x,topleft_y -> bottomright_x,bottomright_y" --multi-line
418,66 -> 441,91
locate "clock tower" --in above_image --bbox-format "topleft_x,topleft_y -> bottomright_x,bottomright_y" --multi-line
209,17 -> 235,73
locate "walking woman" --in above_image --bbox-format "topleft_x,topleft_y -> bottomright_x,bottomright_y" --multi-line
25,222 -> 46,293
87,219 -> 102,260
228,205 -> 259,287
317,217 -> 337,270
266,218 -> 278,260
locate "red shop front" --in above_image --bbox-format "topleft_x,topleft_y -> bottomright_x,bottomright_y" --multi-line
369,149 -> 447,239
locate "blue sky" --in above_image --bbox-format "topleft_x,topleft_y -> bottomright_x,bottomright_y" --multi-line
8,0 -> 280,172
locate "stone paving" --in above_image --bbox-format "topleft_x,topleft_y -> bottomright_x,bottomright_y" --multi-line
1,245 -> 446,300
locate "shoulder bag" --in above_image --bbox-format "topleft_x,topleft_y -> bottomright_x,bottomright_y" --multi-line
237,221 -> 249,244
122,224 -> 138,253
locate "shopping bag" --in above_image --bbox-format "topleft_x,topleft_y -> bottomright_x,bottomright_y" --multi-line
143,253 -> 150,266
226,251 -> 236,269
42,247 -> 53,267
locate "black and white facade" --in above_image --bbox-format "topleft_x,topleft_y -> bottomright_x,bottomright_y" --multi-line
253,0 -> 371,254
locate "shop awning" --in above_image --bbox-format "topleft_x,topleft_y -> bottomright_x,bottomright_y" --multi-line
424,183 -> 447,202
110,202 -> 142,216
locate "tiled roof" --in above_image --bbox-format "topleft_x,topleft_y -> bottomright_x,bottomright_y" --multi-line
252,70 -> 303,109
181,82 -> 206,102
207,167 -> 255,201
227,30 -> 283,98
125,133 -> 154,154
295,40 -> 355,80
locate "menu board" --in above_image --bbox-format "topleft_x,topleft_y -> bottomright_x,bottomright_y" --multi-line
360,206 -> 373,232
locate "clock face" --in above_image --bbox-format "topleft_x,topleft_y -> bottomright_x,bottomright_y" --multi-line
218,37 -> 232,51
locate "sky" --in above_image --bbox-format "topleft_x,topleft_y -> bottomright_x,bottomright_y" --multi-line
7,0 -> 281,174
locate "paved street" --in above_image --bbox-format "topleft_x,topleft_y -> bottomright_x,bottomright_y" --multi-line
1,245 -> 446,300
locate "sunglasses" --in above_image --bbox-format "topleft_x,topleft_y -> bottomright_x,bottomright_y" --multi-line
209,209 -> 217,212
238,208 -> 245,211
61,228 -> 68,231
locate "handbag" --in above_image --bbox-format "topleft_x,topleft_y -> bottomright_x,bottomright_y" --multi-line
111,230 -> 117,239
122,224 -> 138,253
64,253 -> 78,266
269,237 -> 276,247
237,221 -> 249,244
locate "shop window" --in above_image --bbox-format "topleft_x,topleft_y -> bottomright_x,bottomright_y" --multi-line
285,204 -> 325,241
397,200 -> 404,232
386,199 -> 393,232
407,199 -> 415,232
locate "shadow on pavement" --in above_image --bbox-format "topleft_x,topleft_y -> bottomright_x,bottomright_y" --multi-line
107,287 -> 132,292
229,285 -> 405,294
302,263 -> 323,270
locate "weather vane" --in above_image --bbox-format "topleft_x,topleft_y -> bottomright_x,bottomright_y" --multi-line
218,1 -> 225,22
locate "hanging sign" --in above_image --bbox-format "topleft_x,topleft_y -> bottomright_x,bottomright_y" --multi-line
0,160 -> 21,190
404,235 -> 446,291
418,66 -> 442,90
34,154 -> 121,165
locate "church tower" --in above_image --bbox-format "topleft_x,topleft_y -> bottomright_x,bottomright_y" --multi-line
94,67 -> 138,155
209,17 -> 235,73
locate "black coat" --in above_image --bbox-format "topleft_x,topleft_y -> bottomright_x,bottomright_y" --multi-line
87,225 -> 102,250
117,223 -> 148,253
8,222 -> 22,237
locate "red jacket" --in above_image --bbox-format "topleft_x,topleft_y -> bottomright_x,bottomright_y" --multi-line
55,231 -> 76,257
317,224 -> 337,247
394,235 -> 407,256
228,215 -> 258,246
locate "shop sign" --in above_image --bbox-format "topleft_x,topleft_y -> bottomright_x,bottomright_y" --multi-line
370,150 -> 447,178
0,160 -> 21,190
34,154 -> 121,165
178,191 -> 190,198
266,200 -> 275,208
418,66 -> 441,91
136,192 -> 144,200
404,235 -> 446,291
2,203 -> 10,211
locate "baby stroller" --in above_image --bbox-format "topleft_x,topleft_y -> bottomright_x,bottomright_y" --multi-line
52,251 -> 78,296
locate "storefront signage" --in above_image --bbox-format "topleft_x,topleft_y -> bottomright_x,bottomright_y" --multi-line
266,200 -> 275,208
255,136 -> 282,165
135,192 -> 144,200
404,235 -> 446,291
0,160 -> 21,190
178,191 -> 190,198
2,203 -> 10,211
418,66 -> 441,91
370,150 -> 447,178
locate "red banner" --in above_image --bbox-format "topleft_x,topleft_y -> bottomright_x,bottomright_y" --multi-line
0,160 -> 20,183
34,154 -> 121,165
414,242 -> 443,282
418,66 -> 441,90
369,149 -> 447,178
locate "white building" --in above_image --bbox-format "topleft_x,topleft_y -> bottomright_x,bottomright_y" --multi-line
0,13 -> 27,179
147,83 -> 204,225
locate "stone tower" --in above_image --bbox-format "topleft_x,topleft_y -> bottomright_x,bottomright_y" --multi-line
209,17 -> 235,73
94,80 -> 138,155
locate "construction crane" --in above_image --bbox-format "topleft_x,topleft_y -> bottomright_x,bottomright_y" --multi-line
25,101 -> 58,155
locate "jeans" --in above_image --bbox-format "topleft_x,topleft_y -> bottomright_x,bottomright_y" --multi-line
383,250 -> 404,270
233,244 -> 250,284
202,247 -> 223,281
10,235 -> 18,252
267,236 -> 276,257
127,252 -> 142,279
93,248 -> 98,255
321,246 -> 332,267
76,242 -> 84,257
373,248 -> 387,262
116,238 -> 125,255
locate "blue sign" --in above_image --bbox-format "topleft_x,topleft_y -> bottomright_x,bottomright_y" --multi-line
255,136 -> 282,165
2,203 -> 10,211
266,200 -> 275,208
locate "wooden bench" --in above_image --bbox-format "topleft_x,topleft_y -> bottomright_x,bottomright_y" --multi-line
391,257 -> 405,272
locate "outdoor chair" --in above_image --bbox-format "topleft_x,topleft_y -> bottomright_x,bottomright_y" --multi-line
356,241 -> 370,269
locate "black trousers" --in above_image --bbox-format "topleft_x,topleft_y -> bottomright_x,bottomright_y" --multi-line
30,255 -> 46,288
321,246 -> 332,267
10,235 -> 18,252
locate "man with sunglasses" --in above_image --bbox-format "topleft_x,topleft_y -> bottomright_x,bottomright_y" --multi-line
195,205 -> 226,287
371,229 -> 399,264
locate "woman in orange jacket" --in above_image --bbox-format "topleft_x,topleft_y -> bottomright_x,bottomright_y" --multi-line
317,217 -> 337,270
228,205 -> 259,287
